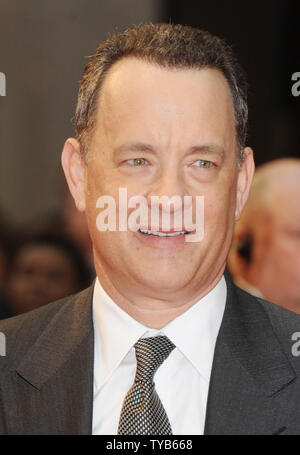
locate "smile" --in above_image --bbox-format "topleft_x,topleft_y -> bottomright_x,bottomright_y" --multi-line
139,229 -> 189,237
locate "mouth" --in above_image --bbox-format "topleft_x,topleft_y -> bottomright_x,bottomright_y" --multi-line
135,228 -> 195,249
139,229 -> 191,237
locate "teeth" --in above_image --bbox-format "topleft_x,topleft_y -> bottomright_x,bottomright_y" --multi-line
140,229 -> 187,237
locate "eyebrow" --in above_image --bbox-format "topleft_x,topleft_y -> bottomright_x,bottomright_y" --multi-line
188,144 -> 226,160
114,142 -> 155,154
114,142 -> 226,159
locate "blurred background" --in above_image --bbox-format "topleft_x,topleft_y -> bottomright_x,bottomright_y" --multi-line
0,0 -> 299,316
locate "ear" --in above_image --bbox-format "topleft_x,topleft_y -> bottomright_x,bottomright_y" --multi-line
61,138 -> 86,212
235,147 -> 255,221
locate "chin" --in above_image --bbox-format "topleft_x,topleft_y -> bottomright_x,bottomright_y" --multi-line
135,271 -> 192,295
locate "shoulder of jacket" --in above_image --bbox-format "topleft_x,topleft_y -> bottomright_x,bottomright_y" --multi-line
0,286 -> 93,370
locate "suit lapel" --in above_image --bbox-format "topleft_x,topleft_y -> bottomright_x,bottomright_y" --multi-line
204,276 -> 296,435
5,286 -> 95,434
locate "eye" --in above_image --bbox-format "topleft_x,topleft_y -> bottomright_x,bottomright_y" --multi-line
127,158 -> 149,166
192,160 -> 213,168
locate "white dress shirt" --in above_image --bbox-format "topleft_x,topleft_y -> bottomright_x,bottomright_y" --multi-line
92,276 -> 227,435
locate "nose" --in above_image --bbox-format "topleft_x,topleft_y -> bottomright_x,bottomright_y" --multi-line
26,271 -> 49,291
147,169 -> 187,208
146,169 -> 191,229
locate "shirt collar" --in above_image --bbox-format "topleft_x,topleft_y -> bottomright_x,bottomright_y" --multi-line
93,276 -> 226,389
162,276 -> 226,381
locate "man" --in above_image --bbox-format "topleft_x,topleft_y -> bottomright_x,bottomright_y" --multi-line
4,233 -> 91,315
228,158 -> 300,313
0,23 -> 300,435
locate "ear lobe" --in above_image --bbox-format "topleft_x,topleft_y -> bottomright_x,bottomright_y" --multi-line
235,147 -> 255,220
61,138 -> 86,212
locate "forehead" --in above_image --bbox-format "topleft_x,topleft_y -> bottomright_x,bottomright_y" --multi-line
15,245 -> 70,266
99,57 -> 234,110
95,58 -> 236,142
271,179 -> 300,225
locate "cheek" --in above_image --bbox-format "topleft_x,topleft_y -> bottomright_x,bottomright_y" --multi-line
50,280 -> 73,296
272,237 -> 300,266
204,185 -> 237,230
86,167 -> 142,216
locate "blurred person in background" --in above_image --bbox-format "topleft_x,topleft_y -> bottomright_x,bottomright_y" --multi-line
25,184 -> 95,280
228,158 -> 300,313
3,233 -> 91,317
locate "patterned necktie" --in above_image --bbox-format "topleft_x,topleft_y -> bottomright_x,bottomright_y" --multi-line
117,335 -> 175,435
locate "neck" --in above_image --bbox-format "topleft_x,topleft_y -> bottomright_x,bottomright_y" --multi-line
94,257 -> 224,329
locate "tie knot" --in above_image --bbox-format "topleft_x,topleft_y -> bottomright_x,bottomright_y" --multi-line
134,335 -> 175,382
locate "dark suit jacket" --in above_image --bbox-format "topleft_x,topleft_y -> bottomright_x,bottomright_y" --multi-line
0,276 -> 300,435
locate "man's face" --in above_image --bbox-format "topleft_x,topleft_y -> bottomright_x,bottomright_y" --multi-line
78,59 -> 252,302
